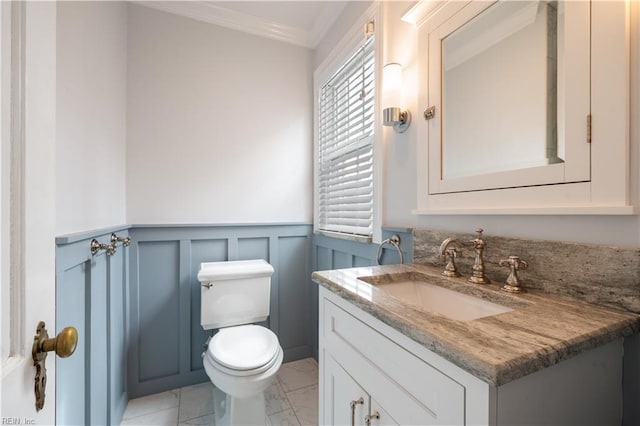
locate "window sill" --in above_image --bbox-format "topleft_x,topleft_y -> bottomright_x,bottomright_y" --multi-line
315,229 -> 373,244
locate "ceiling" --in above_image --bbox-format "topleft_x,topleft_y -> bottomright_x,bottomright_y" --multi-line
137,1 -> 351,48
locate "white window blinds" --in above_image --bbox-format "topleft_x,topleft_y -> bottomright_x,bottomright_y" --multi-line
317,34 -> 375,239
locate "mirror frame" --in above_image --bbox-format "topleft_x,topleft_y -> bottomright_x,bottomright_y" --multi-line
428,0 -> 590,195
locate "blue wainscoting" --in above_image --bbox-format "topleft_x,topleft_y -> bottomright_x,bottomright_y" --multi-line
55,226 -> 130,426
313,228 -> 413,271
310,227 -> 413,358
127,224 -> 314,398
55,223 -> 410,421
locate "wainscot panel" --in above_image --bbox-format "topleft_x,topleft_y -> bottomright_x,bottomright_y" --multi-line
310,228 -> 413,358
56,225 -> 130,426
56,223 -> 403,409
127,224 -> 314,398
137,241 -> 181,381
109,244 -> 129,422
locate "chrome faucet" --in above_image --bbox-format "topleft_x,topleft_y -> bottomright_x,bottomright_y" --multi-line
439,228 -> 491,284
439,237 -> 462,277
467,228 -> 490,284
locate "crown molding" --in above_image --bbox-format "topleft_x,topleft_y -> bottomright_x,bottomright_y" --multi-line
136,1 -> 341,49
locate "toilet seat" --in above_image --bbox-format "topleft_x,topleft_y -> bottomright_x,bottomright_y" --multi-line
206,325 -> 280,377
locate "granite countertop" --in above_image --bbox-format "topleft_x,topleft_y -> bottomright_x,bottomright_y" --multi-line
312,263 -> 640,386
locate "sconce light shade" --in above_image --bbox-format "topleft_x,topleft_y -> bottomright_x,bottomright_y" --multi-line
383,63 -> 402,106
382,63 -> 411,133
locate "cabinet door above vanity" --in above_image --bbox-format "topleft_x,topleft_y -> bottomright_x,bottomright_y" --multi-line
412,0 -> 633,214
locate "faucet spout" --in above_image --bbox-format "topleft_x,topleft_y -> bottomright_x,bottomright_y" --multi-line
439,237 -> 459,255
439,237 -> 463,277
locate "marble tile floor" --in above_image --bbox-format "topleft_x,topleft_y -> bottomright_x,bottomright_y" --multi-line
121,357 -> 319,426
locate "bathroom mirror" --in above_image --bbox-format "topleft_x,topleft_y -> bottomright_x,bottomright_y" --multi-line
442,1 -> 559,179
425,0 -> 590,195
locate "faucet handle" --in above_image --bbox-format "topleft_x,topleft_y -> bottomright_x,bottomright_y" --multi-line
499,255 -> 528,293
468,228 -> 487,250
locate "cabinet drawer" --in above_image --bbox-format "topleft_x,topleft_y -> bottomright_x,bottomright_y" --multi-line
323,298 -> 465,425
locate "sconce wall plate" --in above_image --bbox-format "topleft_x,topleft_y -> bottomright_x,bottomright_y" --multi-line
383,107 -> 411,133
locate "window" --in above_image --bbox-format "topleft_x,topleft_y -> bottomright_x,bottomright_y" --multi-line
316,29 -> 376,241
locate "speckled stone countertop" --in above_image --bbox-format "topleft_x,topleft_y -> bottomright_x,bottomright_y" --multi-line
312,263 -> 640,387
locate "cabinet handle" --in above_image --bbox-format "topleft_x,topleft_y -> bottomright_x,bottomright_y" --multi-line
365,411 -> 380,426
350,397 -> 364,426
423,105 -> 436,120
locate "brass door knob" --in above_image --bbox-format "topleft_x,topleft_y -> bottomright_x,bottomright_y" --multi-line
38,326 -> 78,358
32,321 -> 78,411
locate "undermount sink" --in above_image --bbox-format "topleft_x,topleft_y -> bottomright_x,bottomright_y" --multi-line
359,273 -> 514,321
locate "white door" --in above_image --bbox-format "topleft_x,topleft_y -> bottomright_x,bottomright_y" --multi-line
1,1 -> 58,424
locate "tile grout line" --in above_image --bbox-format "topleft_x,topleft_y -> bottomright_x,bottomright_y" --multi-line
121,405 -> 180,424
267,379 -> 293,418
121,389 -> 181,422
177,412 -> 212,426
271,375 -> 317,425
176,384 -> 216,425
282,388 -> 303,426
268,378 -> 298,423
284,381 -> 319,426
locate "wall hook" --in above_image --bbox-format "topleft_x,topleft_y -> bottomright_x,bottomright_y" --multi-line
111,232 -> 131,247
90,238 -> 116,256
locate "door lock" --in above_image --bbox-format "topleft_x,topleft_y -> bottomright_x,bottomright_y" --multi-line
32,321 -> 78,411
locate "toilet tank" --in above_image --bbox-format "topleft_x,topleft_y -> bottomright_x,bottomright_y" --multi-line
198,259 -> 275,330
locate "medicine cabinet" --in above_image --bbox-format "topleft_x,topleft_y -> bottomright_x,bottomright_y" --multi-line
411,0 -> 634,214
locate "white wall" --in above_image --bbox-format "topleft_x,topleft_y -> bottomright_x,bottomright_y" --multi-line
126,4 -> 313,224
56,1 -> 127,235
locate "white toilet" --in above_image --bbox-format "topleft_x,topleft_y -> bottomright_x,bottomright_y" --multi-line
197,259 -> 283,426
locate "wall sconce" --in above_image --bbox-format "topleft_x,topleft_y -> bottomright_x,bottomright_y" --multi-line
382,63 -> 411,133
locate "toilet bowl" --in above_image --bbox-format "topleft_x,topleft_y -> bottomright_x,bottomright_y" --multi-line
203,325 -> 283,425
197,260 -> 281,425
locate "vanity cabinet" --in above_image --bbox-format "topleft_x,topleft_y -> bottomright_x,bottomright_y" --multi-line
318,286 -> 625,425
319,287 -> 483,425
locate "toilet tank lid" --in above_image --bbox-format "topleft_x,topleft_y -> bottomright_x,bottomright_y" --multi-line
197,259 -> 274,282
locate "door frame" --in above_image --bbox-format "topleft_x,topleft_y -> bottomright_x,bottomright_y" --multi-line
1,2 -> 57,423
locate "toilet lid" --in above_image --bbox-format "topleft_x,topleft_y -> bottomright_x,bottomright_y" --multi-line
208,325 -> 279,371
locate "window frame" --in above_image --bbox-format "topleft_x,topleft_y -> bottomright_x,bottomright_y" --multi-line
313,3 -> 382,243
